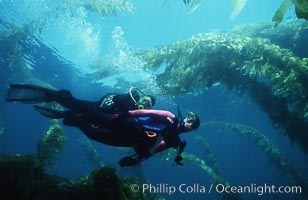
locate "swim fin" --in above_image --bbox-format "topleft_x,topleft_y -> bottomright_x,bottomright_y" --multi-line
33,105 -> 66,119
6,83 -> 53,104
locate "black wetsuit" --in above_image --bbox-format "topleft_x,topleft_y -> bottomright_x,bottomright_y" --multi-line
53,90 -> 139,115
47,89 -> 153,146
51,90 -> 182,162
96,92 -> 139,113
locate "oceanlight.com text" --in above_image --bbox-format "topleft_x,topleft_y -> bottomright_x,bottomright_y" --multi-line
215,183 -> 302,196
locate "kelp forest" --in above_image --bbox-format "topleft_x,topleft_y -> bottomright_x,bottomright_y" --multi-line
0,0 -> 307,200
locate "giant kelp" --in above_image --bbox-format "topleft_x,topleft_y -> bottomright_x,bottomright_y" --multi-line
273,0 -> 308,26
0,24 -> 39,83
230,0 -> 248,20
0,18 -> 68,86
37,119 -> 67,168
158,149 -> 241,200
231,21 -> 308,58
194,135 -> 221,176
193,135 -> 243,200
80,0 -> 134,16
182,0 -> 307,26
203,121 -> 308,200
293,0 -> 308,20
0,154 -> 156,200
78,135 -> 104,168
136,30 -> 308,153
72,165 -> 151,200
0,127 -> 4,137
272,0 -> 294,28
0,154 -> 67,199
182,0 -> 247,18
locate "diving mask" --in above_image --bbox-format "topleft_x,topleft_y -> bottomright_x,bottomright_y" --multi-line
137,96 -> 153,109
183,112 -> 200,129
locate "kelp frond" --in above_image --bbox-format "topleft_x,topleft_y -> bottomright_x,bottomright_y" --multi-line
203,121 -> 308,200
0,127 -> 4,137
194,135 -> 221,175
186,0 -> 205,14
273,0 -> 308,27
136,27 -> 308,153
83,0 -> 134,16
157,149 -> 241,200
183,0 -> 247,19
292,0 -> 308,19
37,120 -> 67,168
230,0 -> 248,20
272,0 -> 293,28
78,135 -> 104,168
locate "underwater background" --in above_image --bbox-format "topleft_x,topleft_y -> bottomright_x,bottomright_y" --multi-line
0,0 -> 307,200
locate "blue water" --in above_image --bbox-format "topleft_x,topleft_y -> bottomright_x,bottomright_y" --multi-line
0,0 -> 307,200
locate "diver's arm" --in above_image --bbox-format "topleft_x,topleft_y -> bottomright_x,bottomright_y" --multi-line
128,109 -> 175,120
118,140 -> 171,167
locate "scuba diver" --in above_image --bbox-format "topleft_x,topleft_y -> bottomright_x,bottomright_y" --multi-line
5,83 -> 200,167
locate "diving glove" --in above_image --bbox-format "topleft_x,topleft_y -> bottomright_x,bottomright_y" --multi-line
118,155 -> 138,167
174,155 -> 184,166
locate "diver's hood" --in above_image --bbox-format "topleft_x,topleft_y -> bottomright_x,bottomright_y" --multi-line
129,87 -> 146,104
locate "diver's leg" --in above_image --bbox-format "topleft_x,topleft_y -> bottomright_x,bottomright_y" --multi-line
6,83 -> 112,125
65,116 -> 123,146
45,89 -> 113,125
46,89 -> 93,111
